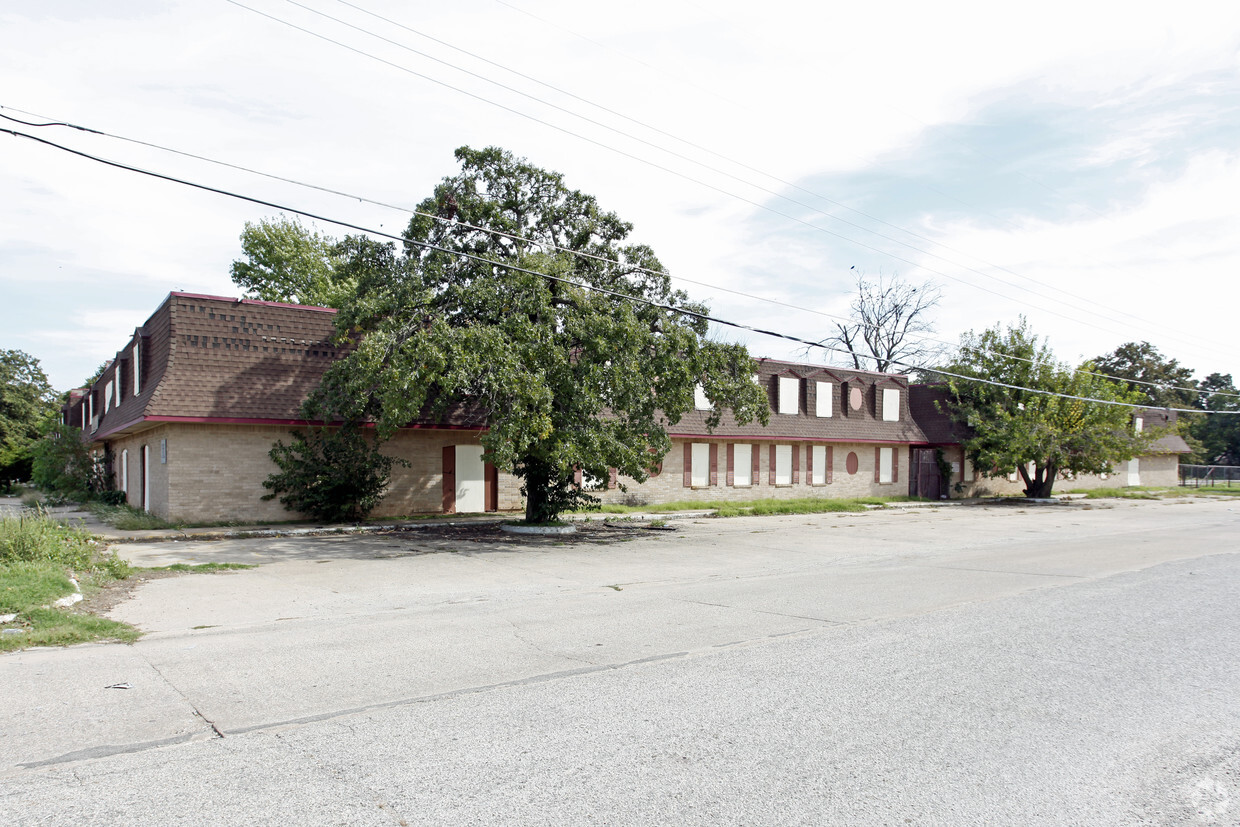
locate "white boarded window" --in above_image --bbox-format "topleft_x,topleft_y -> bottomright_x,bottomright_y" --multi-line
104,381 -> 113,413
879,447 -> 894,483
1134,416 -> 1143,433
775,444 -> 792,484
132,342 -> 141,396
882,387 -> 900,421
964,457 -> 974,481
778,376 -> 799,415
120,449 -> 128,494
733,443 -> 752,486
691,443 -> 710,487
694,384 -> 711,410
816,381 -> 833,417
113,376 -> 121,407
812,445 -> 826,484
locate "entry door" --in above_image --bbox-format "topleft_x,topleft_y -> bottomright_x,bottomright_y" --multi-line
141,445 -> 150,511
914,448 -> 941,500
454,445 -> 486,513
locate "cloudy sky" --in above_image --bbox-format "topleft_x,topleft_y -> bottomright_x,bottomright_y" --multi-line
3,0 -> 1238,392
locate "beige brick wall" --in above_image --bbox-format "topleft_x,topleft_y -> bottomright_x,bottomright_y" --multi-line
957,452 -> 1182,497
594,439 -> 910,505
107,424 -> 524,524
374,430 -> 523,517
106,428 -> 173,517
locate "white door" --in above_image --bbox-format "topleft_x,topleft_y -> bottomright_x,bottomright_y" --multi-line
455,445 -> 486,512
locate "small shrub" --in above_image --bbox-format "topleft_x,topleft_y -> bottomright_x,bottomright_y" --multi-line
262,423 -> 406,522
95,490 -> 127,506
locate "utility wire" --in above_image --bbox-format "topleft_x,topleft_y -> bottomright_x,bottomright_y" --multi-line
4,105 -> 1235,403
222,0 -> 1202,349
6,125 -> 1235,416
338,0 -> 1169,335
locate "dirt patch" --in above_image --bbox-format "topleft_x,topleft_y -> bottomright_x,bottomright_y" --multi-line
77,569 -> 187,618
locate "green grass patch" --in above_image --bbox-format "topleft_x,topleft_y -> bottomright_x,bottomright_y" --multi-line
584,497 -> 900,517
1068,487 -> 1163,500
0,561 -> 77,614
1,510 -> 140,651
1,609 -> 139,652
1176,485 -> 1240,497
148,562 -> 256,573
1063,485 -> 1240,501
86,503 -> 178,531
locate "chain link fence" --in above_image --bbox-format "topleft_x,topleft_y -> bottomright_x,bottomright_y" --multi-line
1179,464 -> 1240,487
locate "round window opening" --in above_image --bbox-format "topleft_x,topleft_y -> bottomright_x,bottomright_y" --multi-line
845,451 -> 859,475
849,387 -> 863,410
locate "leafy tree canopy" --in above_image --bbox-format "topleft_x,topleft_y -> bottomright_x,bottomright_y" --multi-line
0,349 -> 57,480
230,215 -> 356,308
941,319 -> 1153,498
317,146 -> 770,522
1190,373 -> 1240,465
1090,341 -> 1197,408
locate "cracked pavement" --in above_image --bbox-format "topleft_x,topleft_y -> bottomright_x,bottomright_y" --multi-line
2,498 -> 1238,824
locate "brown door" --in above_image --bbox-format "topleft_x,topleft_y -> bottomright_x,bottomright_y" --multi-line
442,446 -> 456,513
913,448 -> 941,500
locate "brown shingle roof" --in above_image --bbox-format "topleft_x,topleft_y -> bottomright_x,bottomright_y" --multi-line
670,359 -> 928,444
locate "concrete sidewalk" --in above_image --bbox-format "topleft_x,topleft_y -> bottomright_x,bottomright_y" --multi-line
3,497 -> 1235,779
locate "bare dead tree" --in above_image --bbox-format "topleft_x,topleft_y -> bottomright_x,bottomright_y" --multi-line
822,273 -> 943,373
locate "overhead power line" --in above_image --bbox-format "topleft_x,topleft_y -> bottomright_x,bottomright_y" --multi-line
220,0 -> 1209,351
3,106 -> 1236,403
5,125 -> 1235,416
337,0 -> 1174,336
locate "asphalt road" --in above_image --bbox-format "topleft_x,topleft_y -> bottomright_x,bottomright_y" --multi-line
2,498 -> 1238,825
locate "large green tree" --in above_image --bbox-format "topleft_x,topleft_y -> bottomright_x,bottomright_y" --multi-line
1191,373 -> 1240,465
941,319 -> 1153,498
230,216 -> 355,308
0,349 -> 57,481
1091,341 -> 1197,408
319,146 -> 769,522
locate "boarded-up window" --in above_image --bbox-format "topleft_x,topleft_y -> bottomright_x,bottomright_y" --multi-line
882,388 -> 900,421
879,447 -> 894,483
132,342 -> 141,396
104,381 -> 113,413
778,377 -> 799,415
1134,416 -> 1143,433
775,444 -> 792,485
691,443 -> 710,487
811,445 -> 826,484
964,457 -> 974,481
816,381 -> 833,417
733,443 -> 752,486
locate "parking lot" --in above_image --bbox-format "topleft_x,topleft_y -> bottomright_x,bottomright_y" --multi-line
3,498 -> 1238,825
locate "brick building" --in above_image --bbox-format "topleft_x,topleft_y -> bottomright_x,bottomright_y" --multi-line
62,292 -> 1186,522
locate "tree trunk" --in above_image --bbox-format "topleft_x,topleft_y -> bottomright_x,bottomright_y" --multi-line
1022,461 -> 1057,498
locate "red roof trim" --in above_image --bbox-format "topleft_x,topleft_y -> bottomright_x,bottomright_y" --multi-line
668,433 -> 914,445
170,292 -> 337,314
94,415 -> 488,434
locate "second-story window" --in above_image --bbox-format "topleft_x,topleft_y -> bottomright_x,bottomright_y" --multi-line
778,376 -> 799,415
882,388 -> 900,422
816,381 -> 833,417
